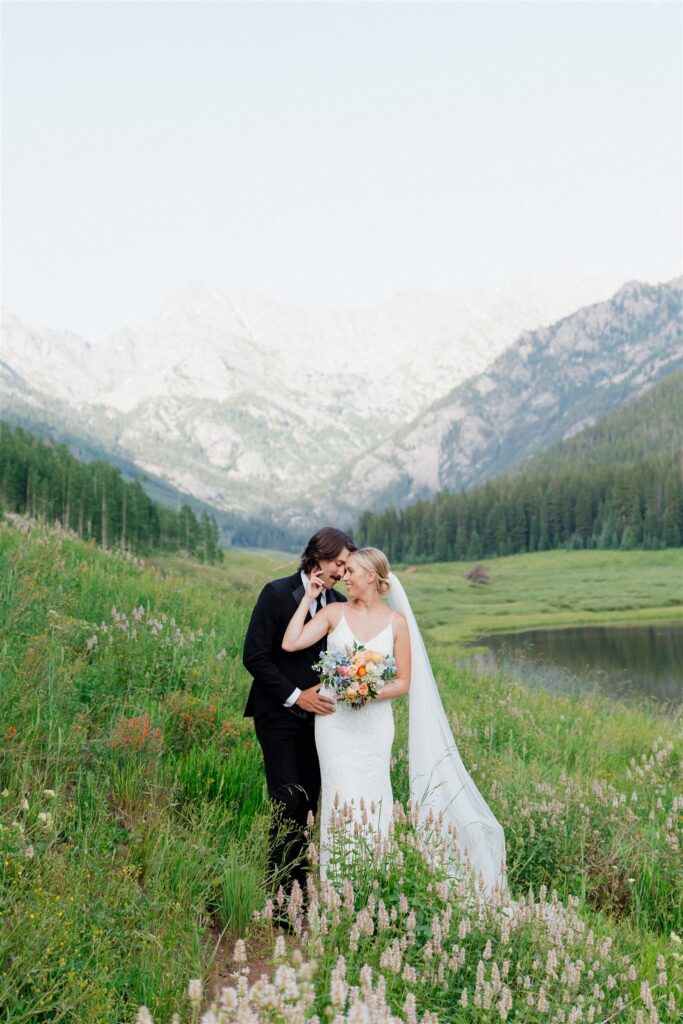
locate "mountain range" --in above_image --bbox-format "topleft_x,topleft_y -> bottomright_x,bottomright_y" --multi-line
1,272 -> 681,532
340,277 -> 683,514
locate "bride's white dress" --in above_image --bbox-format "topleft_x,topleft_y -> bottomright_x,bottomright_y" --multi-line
315,613 -> 395,878
313,577 -> 507,895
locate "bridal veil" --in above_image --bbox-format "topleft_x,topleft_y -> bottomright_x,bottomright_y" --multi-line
388,572 -> 507,895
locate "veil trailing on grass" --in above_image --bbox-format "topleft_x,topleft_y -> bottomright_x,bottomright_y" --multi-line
388,572 -> 507,895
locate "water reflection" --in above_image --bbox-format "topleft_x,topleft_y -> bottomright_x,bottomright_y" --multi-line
467,623 -> 682,707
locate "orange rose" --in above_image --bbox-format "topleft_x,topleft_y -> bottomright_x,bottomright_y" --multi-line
358,683 -> 369,696
357,665 -> 367,677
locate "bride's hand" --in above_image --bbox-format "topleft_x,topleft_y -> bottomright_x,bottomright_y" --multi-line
306,569 -> 325,599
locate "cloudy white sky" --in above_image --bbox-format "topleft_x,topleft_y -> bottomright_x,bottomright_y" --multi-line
1,0 -> 681,342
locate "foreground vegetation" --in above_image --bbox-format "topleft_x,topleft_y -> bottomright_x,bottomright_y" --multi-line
0,520 -> 680,1021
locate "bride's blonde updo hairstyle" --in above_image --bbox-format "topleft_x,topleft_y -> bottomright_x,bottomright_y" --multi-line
353,547 -> 392,595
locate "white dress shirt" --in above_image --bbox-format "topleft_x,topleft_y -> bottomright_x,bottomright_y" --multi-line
283,571 -> 327,707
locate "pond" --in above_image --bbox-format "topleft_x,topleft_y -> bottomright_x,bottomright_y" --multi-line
468,622 -> 683,707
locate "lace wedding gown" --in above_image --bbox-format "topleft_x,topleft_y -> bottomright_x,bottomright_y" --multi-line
315,613 -> 395,878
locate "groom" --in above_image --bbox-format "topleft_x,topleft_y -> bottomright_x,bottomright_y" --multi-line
243,526 -> 355,893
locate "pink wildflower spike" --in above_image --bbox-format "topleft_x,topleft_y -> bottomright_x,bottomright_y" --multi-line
403,992 -> 417,1024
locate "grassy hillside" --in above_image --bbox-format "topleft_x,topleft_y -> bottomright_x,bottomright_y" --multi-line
0,520 -> 680,1022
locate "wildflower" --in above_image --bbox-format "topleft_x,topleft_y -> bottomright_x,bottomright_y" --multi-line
402,963 -> 417,984
136,1009 -> 154,1024
43,789 -> 56,798
187,978 -> 202,1006
403,992 -> 417,1024
233,939 -> 247,965
110,714 -> 164,753
20,798 -> 29,811
330,956 -> 348,1008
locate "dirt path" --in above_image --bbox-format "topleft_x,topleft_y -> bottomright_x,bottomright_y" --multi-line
204,922 -> 289,998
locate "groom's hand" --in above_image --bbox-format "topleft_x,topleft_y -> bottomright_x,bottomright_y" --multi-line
296,685 -> 335,715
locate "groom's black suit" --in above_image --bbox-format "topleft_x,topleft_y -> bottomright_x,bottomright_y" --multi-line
243,572 -> 346,891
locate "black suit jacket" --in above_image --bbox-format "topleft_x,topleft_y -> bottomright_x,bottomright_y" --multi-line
243,572 -> 346,719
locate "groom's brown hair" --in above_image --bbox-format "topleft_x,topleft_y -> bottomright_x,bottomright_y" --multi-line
299,527 -> 356,574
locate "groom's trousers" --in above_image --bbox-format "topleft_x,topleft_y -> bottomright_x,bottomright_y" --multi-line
254,706 -> 320,894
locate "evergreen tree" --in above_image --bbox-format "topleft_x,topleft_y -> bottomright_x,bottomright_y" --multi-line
466,528 -> 482,560
0,422 -> 228,562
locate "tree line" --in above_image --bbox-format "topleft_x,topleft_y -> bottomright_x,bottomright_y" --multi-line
0,423 -> 223,562
355,454 -> 683,563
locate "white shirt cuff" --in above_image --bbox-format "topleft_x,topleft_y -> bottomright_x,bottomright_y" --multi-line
283,687 -> 301,708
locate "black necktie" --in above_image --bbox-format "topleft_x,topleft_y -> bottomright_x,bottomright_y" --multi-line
315,592 -> 325,614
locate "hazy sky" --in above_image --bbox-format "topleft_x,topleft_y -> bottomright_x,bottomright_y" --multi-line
2,0 -> 681,342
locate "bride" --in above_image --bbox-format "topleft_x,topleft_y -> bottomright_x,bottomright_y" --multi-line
282,547 -> 506,894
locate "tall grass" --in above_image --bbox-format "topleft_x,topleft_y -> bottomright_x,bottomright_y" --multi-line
0,519 -> 680,1021
0,522 -> 269,1021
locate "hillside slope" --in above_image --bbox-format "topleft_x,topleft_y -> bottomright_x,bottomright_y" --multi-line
516,367 -> 683,473
342,277 -> 682,512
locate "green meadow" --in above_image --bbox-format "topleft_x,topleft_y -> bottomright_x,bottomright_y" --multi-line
0,520 -> 680,1022
395,549 -> 683,648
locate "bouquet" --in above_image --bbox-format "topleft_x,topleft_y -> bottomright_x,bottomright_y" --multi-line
314,642 -> 397,709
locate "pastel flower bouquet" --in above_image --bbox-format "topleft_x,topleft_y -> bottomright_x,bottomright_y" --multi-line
314,642 -> 397,709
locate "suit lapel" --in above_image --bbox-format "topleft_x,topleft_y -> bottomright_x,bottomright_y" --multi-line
292,574 -> 317,621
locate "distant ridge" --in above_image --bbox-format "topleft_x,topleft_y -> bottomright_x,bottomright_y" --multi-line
0,272 -> 620,521
341,276 -> 683,515
355,372 -> 683,562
